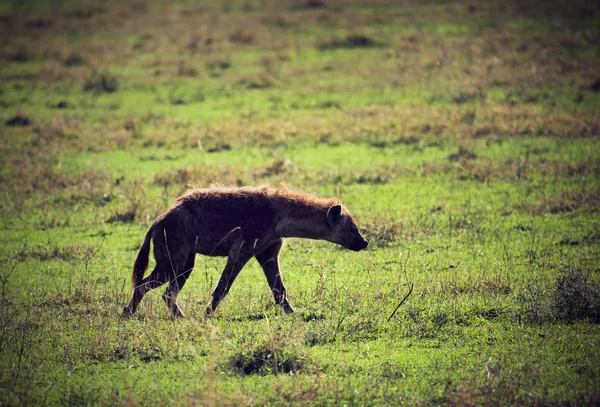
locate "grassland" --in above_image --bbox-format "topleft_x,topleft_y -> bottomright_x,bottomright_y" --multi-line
1,0 -> 600,405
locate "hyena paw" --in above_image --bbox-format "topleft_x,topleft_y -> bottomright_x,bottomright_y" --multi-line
170,307 -> 185,318
121,306 -> 134,318
281,302 -> 295,314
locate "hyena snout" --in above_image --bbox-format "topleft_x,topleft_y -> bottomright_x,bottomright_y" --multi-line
350,235 -> 369,251
339,231 -> 368,251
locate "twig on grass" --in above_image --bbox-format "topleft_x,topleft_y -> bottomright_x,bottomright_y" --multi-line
387,282 -> 414,322
84,235 -> 106,274
0,261 -> 18,297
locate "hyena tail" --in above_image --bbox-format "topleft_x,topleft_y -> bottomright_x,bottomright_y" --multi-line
132,225 -> 154,288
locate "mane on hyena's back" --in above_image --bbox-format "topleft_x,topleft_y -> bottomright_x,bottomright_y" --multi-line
176,185 -> 344,215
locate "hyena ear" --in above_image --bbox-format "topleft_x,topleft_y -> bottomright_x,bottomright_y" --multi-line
327,205 -> 342,227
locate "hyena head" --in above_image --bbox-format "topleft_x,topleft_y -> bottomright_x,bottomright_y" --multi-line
326,205 -> 369,251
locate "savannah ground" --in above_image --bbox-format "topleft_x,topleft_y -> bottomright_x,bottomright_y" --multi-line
1,0 -> 600,405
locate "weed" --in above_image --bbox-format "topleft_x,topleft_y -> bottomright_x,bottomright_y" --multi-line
290,0 -> 326,10
448,145 -> 477,162
393,136 -> 421,145
260,159 -> 293,177
238,74 -> 276,89
446,372 -> 558,406
106,211 -> 135,223
177,61 -> 198,77
83,73 -> 119,93
477,306 -> 508,321
11,244 -> 94,262
206,142 -> 232,153
362,220 -> 402,248
303,325 -> 335,346
6,45 -> 32,62
153,165 -> 247,191
62,53 -> 85,67
230,25 -> 257,45
5,111 -> 31,127
552,266 -> 600,322
451,89 -> 482,105
521,266 -> 600,323
317,33 -> 383,50
206,55 -> 232,71
227,343 -> 305,375
53,100 -> 69,109
543,189 -> 600,214
438,277 -> 512,296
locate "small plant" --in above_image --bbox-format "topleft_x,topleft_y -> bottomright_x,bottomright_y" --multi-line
107,178 -> 146,223
230,26 -> 256,45
522,266 -> 600,323
552,266 -> 600,322
259,159 -> 293,177
105,211 -> 135,223
62,52 -> 85,67
83,73 -> 119,93
448,145 -> 477,162
290,0 -> 326,9
8,45 -> 31,62
451,90 -> 481,104
177,61 -> 198,77
5,111 -> 31,127
206,55 -> 232,71
227,343 -> 305,375
317,33 -> 382,50
12,244 -> 89,262
206,141 -> 232,153
238,74 -> 276,89
361,220 -> 402,248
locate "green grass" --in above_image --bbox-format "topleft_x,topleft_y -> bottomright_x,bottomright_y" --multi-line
1,0 -> 600,405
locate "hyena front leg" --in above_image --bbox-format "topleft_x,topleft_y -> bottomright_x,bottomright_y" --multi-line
256,239 -> 294,314
206,240 -> 252,315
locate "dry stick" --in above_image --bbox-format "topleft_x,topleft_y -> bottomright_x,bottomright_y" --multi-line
84,235 -> 105,274
0,261 -> 18,297
387,282 -> 414,322
332,314 -> 347,340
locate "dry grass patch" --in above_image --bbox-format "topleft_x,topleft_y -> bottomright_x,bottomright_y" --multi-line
361,219 -> 403,248
531,188 -> 600,214
437,276 -> 512,296
227,344 -> 306,376
10,243 -> 99,262
4,111 -> 31,127
522,266 -> 600,324
316,32 -> 383,50
153,166 -> 249,190
552,266 -> 600,323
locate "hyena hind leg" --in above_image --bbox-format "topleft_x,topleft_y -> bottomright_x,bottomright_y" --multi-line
162,252 -> 196,318
123,265 -> 170,316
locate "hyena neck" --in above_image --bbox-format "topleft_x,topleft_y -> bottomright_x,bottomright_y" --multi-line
274,201 -> 329,240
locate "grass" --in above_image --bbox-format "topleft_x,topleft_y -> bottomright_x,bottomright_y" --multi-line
1,0 -> 600,405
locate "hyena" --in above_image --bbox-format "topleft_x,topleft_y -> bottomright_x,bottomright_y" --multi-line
123,185 -> 368,317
